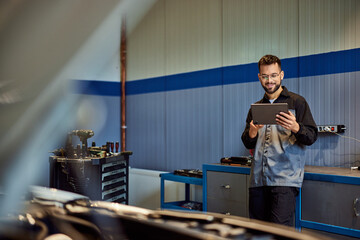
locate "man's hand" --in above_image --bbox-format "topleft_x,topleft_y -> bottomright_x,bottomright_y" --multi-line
249,120 -> 264,138
276,111 -> 299,133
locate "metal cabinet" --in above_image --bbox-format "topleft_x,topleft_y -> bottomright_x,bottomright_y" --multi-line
49,152 -> 131,204
203,164 -> 360,239
203,164 -> 250,217
207,171 -> 249,217
302,181 -> 360,229
298,166 -> 360,239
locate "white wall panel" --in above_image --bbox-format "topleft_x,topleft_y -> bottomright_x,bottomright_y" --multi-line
55,2 -> 123,82
165,0 -> 222,75
299,0 -> 360,56
222,0 -> 299,66
127,0 -> 166,81
357,0 -> 360,48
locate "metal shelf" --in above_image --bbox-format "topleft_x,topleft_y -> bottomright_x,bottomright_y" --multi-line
160,173 -> 203,211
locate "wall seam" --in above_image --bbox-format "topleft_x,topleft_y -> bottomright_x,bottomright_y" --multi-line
221,0 -> 225,159
163,0 -> 168,170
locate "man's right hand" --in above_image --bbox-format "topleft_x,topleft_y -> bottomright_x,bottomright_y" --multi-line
249,120 -> 264,138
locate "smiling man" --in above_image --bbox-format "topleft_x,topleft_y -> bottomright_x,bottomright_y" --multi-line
241,55 -> 318,226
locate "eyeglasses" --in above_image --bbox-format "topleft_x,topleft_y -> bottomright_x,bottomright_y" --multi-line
260,72 -> 281,81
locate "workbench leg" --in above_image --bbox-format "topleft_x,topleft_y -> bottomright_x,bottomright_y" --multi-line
160,178 -> 165,208
185,183 -> 190,202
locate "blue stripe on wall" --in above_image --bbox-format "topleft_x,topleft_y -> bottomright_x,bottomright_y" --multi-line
299,48 -> 360,77
167,68 -> 223,91
72,80 -> 120,96
126,76 -> 166,95
72,48 -> 360,96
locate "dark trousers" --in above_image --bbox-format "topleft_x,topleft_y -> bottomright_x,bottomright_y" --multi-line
249,186 -> 299,226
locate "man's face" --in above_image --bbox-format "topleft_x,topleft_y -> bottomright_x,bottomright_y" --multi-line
258,63 -> 284,95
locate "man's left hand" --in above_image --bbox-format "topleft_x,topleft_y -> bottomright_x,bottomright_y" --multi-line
276,111 -> 300,133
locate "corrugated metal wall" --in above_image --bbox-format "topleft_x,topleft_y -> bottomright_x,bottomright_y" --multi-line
126,0 -> 360,171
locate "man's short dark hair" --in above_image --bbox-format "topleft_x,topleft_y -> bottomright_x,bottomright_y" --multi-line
258,55 -> 281,71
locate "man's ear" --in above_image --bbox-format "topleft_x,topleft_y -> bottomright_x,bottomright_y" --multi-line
280,70 -> 284,80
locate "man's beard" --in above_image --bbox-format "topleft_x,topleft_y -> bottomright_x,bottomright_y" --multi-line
262,82 -> 281,94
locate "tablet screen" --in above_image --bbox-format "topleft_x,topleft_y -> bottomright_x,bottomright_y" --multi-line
251,103 -> 288,125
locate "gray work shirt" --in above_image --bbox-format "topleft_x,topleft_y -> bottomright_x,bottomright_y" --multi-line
242,86 -> 318,188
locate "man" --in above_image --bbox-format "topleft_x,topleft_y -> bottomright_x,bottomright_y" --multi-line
241,55 -> 318,226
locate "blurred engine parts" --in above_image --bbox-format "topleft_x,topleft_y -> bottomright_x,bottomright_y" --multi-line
51,130 -> 125,159
0,186 -> 331,240
173,169 -> 203,178
49,130 -> 132,204
180,201 -> 203,211
67,129 -> 94,158
220,156 -> 252,166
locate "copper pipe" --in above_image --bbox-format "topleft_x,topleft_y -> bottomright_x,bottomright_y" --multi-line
120,18 -> 126,152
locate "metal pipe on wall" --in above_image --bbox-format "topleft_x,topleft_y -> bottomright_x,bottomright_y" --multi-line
120,18 -> 126,152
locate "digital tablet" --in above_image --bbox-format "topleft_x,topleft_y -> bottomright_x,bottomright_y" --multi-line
251,103 -> 288,125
